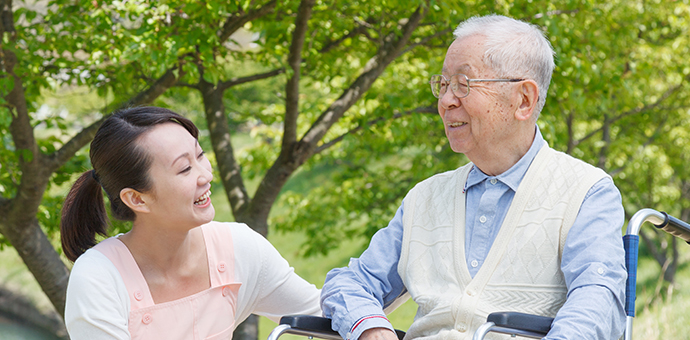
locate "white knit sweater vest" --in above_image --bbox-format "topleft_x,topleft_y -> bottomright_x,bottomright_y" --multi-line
398,145 -> 608,340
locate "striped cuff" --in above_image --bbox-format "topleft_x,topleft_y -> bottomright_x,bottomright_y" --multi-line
348,315 -> 392,340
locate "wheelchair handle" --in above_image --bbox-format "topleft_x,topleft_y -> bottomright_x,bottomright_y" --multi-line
626,208 -> 690,243
655,212 -> 690,244
622,208 -> 690,340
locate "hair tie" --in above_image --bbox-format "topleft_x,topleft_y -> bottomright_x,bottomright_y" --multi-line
91,169 -> 101,185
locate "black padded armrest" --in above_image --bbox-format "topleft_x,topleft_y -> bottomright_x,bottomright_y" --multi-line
487,312 -> 553,336
277,315 -> 406,340
280,315 -> 337,335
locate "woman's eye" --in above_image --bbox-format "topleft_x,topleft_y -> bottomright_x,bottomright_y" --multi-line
180,166 -> 192,174
198,151 -> 205,159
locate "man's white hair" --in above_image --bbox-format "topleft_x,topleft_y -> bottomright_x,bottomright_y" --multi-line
453,14 -> 555,117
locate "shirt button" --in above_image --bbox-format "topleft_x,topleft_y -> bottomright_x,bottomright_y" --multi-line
217,261 -> 227,272
222,286 -> 232,296
490,178 -> 497,185
134,291 -> 143,301
142,313 -> 152,325
479,215 -> 487,223
471,260 -> 479,268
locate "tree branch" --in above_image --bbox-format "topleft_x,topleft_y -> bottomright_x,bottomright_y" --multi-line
315,105 -> 436,153
243,3 -> 430,230
574,75 -> 689,147
282,0 -> 315,147
607,116 -> 666,176
402,27 -> 453,55
1,0 -> 44,213
173,81 -> 199,89
319,23 -> 369,54
121,66 -> 182,108
218,0 -> 277,43
218,67 -> 285,91
299,3 -> 428,151
48,66 -> 183,171
0,0 -> 72,320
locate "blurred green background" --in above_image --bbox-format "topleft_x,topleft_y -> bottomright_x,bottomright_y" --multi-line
1,0 -> 690,339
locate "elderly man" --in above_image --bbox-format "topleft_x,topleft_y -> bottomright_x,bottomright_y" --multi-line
321,14 -> 626,340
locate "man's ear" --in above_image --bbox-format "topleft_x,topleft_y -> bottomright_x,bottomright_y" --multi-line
514,79 -> 539,122
120,188 -> 151,214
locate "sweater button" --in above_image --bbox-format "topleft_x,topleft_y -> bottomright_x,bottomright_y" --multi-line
142,313 -> 152,325
457,324 -> 466,332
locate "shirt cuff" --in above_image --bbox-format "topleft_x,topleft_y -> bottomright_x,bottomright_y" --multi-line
348,315 -> 394,340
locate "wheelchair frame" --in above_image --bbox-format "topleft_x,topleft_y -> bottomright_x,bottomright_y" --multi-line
472,208 -> 690,340
267,208 -> 690,340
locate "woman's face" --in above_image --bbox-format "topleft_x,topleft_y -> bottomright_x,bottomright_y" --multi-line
136,122 -> 215,229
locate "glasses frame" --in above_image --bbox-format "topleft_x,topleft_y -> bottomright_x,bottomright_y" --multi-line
429,74 -> 525,99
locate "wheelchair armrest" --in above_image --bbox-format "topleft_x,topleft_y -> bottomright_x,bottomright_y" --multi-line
268,315 -> 406,340
472,312 -> 553,340
268,315 -> 341,340
487,312 -> 553,335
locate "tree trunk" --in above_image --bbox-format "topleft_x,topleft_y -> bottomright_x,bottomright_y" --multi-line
0,215 -> 70,317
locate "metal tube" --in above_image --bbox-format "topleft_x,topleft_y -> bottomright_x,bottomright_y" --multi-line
625,208 -> 665,236
625,316 -> 633,340
472,322 -> 495,340
267,324 -> 293,340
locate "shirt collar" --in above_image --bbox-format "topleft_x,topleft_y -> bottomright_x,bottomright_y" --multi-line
465,125 -> 546,192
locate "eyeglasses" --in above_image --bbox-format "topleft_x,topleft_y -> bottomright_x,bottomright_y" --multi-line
429,74 -> 525,98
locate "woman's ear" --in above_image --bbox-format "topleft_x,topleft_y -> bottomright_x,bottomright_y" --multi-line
120,188 -> 151,214
514,79 -> 539,121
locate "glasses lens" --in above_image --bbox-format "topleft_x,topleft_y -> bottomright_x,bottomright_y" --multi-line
450,74 -> 469,98
429,75 -> 445,98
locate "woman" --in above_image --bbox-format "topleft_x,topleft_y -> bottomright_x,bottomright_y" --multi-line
61,106 -> 321,339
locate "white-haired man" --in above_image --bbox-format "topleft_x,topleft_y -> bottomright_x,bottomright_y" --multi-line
321,14 -> 626,340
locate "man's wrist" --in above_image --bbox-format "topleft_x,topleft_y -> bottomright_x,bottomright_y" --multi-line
348,315 -> 394,340
359,327 -> 398,340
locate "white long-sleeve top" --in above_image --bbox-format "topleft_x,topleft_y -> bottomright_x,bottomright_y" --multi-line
65,222 -> 321,339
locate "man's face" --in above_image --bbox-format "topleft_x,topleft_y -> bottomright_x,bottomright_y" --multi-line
437,35 -> 518,161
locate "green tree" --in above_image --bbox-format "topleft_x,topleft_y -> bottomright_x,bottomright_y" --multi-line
275,0 -> 690,302
1,0 -> 689,339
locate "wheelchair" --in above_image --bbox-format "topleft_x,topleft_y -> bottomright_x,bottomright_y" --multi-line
267,208 -> 690,340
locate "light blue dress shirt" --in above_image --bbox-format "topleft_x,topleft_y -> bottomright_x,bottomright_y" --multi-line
321,126 -> 627,340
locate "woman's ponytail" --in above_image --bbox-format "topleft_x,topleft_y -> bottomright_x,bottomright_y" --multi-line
60,170 -> 108,262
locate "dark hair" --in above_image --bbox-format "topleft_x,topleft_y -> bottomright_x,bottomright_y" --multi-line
60,106 -> 199,262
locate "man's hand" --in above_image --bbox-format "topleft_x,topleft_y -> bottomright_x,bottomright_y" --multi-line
359,328 -> 399,340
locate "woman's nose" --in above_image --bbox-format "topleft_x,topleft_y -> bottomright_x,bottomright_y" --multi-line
198,163 -> 213,185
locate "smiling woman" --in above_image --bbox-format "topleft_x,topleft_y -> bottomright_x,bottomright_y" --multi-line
59,107 -> 321,340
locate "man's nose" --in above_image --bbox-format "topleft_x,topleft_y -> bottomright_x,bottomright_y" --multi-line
440,87 -> 461,109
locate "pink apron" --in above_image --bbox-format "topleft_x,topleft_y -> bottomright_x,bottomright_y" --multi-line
94,224 -> 242,339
